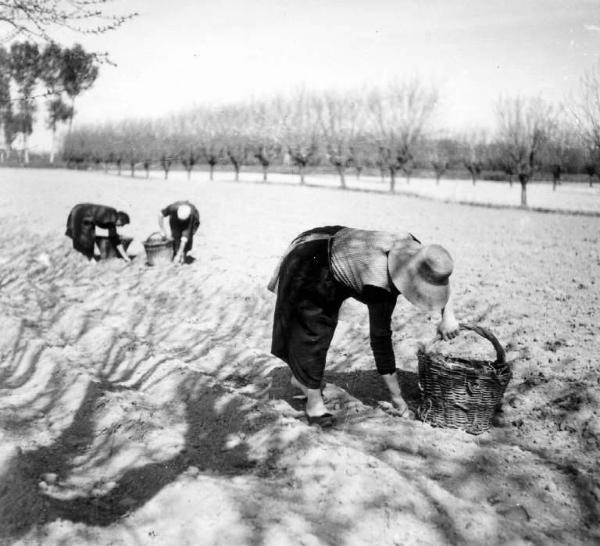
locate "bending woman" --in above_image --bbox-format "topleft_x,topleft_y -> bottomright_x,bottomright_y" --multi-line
269,226 -> 459,427
65,203 -> 131,262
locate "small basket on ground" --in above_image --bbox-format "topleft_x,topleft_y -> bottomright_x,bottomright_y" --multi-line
417,323 -> 512,435
96,236 -> 133,260
143,232 -> 174,265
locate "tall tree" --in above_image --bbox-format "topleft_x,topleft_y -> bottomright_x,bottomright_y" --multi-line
61,44 -> 98,132
0,45 -> 15,160
9,41 -> 40,163
40,42 -> 72,163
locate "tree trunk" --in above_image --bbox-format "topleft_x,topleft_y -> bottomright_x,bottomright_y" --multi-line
471,173 -> 477,186
209,164 -> 215,181
117,161 -> 122,176
337,166 -> 346,189
49,128 -> 57,164
389,168 -> 396,192
355,167 -> 362,180
23,134 -> 30,164
299,165 -> 305,185
130,162 -> 135,177
519,175 -> 528,207
552,176 -> 558,191
436,174 -> 441,185
145,166 -> 149,179
590,176 -> 594,188
68,97 -> 75,136
234,165 -> 240,181
187,167 -> 192,180
263,164 -> 268,182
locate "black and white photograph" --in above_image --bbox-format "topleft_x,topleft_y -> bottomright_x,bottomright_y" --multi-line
1,1 -> 599,544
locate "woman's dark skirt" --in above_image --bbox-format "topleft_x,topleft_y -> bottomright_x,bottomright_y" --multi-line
271,226 -> 351,389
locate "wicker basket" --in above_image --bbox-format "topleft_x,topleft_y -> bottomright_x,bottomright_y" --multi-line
417,323 -> 512,435
143,233 -> 174,265
96,236 -> 133,260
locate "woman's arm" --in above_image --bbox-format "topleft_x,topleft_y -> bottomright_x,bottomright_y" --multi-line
108,225 -> 131,263
174,236 -> 188,263
437,291 -> 460,340
116,243 -> 131,262
365,286 -> 397,370
158,212 -> 168,236
365,287 -> 410,414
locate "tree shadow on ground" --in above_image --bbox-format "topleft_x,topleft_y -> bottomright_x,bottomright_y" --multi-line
1,372 -> 258,539
265,365 -> 421,417
325,368 -> 421,412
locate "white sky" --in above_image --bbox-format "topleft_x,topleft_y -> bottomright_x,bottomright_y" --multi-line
14,0 -> 600,150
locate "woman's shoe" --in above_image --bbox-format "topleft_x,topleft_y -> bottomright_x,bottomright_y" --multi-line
306,412 -> 335,428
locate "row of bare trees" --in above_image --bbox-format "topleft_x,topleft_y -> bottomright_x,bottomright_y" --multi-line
63,68 -> 600,207
64,80 -> 438,186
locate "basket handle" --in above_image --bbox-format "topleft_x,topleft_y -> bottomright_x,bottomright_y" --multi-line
420,322 -> 506,367
145,231 -> 170,243
458,322 -> 506,366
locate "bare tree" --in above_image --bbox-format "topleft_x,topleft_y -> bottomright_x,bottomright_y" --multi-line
168,113 -> 200,180
347,135 -> 371,180
0,1 -> 136,42
584,152 -> 598,187
574,63 -> 600,153
194,109 -> 223,181
461,130 -> 488,185
315,91 -> 365,188
217,105 -> 249,181
542,121 -> 575,191
573,63 -> 600,187
277,91 -> 319,185
428,137 -> 460,185
367,80 -> 438,192
495,95 -> 558,207
247,99 -> 280,182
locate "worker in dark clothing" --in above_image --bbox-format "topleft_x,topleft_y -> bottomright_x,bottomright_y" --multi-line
268,226 -> 459,427
65,203 -> 131,262
158,200 -> 200,263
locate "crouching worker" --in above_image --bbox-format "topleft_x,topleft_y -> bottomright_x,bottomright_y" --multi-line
66,203 -> 131,262
268,226 -> 460,428
158,201 -> 200,263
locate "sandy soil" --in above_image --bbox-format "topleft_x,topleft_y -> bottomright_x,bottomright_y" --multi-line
0,167 -> 599,545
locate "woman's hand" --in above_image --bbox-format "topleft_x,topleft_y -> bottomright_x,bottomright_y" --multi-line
437,304 -> 460,340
